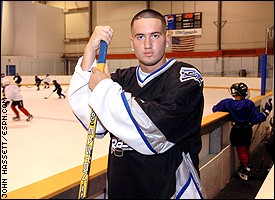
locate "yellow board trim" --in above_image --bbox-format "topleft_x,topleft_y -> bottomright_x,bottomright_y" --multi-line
6,156 -> 108,199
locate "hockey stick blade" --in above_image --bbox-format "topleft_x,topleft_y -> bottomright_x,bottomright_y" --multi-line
78,41 -> 108,199
44,92 -> 53,99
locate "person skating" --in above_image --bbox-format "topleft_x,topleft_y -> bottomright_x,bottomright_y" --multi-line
1,73 -> 8,98
13,72 -> 22,87
42,74 -> 51,89
52,80 -> 66,99
34,75 -> 42,91
212,82 -> 273,181
2,79 -> 33,122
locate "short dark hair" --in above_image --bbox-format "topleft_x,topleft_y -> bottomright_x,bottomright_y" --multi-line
130,9 -> 167,33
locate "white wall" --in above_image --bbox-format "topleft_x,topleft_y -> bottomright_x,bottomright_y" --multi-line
1,1 -> 65,75
14,1 -> 274,54
13,1 -> 37,57
6,2 -> 65,58
1,1 -> 15,55
222,1 -> 274,49
203,76 -> 262,89
1,1 -> 274,75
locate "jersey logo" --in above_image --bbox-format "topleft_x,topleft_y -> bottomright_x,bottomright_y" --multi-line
179,67 -> 203,86
111,137 -> 133,157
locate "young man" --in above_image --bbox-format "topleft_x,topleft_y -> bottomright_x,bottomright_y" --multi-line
212,82 -> 272,181
52,80 -> 66,99
68,9 -> 204,199
2,79 -> 33,121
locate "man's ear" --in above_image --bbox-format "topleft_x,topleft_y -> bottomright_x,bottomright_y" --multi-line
130,37 -> 134,51
165,32 -> 171,48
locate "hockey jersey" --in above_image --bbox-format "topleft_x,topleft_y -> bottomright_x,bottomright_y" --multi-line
68,57 -> 204,199
212,98 -> 268,124
4,84 -> 23,101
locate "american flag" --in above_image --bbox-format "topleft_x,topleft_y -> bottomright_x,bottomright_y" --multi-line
171,36 -> 195,52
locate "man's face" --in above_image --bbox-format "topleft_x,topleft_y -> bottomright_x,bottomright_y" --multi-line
130,18 -> 168,72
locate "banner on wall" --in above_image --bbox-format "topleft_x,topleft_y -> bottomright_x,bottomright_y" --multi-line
265,25 -> 274,92
266,25 -> 274,55
168,28 -> 202,37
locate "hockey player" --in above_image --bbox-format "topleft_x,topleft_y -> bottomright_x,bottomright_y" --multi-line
42,74 -> 51,89
52,80 -> 66,99
1,73 -> 8,98
2,79 -> 33,122
13,72 -> 22,87
212,82 -> 273,181
68,9 -> 204,199
34,75 -> 42,91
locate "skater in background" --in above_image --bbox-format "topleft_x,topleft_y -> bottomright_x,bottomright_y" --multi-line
2,79 -> 33,122
52,80 -> 66,99
42,74 -> 51,89
1,73 -> 8,98
13,72 -> 22,87
212,82 -> 273,181
34,75 -> 42,91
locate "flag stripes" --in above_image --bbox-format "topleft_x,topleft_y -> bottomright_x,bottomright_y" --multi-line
171,36 -> 195,52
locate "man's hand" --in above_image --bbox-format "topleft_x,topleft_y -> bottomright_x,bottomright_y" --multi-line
89,64 -> 111,91
87,26 -> 113,52
81,26 -> 113,71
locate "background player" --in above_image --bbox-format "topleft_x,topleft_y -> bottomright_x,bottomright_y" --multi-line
52,80 -> 66,99
13,72 -> 22,87
42,74 -> 51,89
2,79 -> 33,122
212,82 -> 273,181
34,75 -> 42,91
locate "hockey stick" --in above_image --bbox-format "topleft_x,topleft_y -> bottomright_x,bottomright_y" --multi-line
63,86 -> 69,93
78,41 -> 108,199
26,85 -> 34,88
44,91 -> 54,99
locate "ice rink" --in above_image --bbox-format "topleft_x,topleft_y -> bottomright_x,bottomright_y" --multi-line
1,84 -> 261,193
